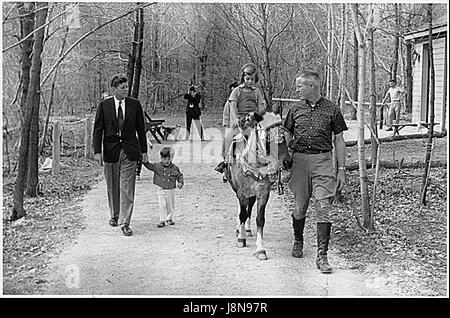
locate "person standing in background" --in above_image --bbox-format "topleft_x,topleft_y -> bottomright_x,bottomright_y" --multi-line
184,85 -> 204,140
381,79 -> 405,131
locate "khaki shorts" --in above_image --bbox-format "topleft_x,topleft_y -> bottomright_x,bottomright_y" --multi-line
288,151 -> 337,222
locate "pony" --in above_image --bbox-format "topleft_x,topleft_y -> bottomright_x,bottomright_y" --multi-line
225,112 -> 291,260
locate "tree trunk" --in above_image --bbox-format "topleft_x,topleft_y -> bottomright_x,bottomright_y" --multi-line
12,2 -> 48,221
328,4 -> 335,100
132,6 -> 144,99
368,27 -> 378,169
127,8 -> 139,96
151,9 -> 160,108
261,4 -> 273,112
351,29 -> 358,120
391,4 -> 400,80
39,26 -> 69,156
421,4 -> 436,206
26,80 -> 40,197
326,5 -> 332,99
338,3 -> 348,113
350,4 -> 372,231
199,54 -> 208,110
405,40 -> 413,113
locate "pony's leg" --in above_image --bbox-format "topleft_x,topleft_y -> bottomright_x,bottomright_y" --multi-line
237,197 -> 248,248
255,193 -> 269,260
246,196 -> 256,237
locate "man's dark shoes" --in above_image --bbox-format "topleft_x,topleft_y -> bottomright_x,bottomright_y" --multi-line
109,218 -> 118,227
121,225 -> 133,236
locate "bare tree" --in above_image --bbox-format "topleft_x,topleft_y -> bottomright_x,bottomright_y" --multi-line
132,6 -> 144,99
350,3 -> 373,231
12,2 -> 48,220
367,17 -> 379,169
351,30 -> 358,120
127,7 -> 139,96
219,3 -> 292,111
338,3 -> 349,112
390,3 -> 400,80
421,4 -> 436,206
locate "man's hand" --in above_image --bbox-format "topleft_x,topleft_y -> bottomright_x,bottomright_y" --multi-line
141,152 -> 148,163
336,170 -> 346,192
177,182 -> 184,189
94,153 -> 103,166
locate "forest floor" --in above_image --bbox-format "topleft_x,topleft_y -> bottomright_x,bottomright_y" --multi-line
2,110 -> 448,296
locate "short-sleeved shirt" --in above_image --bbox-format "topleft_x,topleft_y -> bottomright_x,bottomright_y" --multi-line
387,87 -> 404,102
283,97 -> 348,153
228,84 -> 266,116
143,162 -> 183,190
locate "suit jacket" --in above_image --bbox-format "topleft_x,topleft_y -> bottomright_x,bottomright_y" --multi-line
93,96 -> 147,163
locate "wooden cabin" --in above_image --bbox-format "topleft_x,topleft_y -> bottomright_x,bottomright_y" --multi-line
404,22 -> 447,131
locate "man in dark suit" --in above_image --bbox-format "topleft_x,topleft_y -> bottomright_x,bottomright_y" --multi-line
93,74 -> 148,236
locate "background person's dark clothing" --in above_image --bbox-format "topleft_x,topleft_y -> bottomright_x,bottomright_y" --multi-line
184,92 -> 202,119
184,92 -> 204,139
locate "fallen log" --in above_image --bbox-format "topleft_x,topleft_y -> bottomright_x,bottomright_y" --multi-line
345,131 -> 447,147
346,159 -> 447,171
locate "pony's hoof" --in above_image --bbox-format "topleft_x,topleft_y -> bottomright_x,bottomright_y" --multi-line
245,230 -> 252,237
237,238 -> 246,248
254,250 -> 267,260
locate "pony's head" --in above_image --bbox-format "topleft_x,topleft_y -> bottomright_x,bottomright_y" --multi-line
238,112 -> 264,133
265,124 -> 292,171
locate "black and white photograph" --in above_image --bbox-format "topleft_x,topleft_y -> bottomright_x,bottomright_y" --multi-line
1,0 -> 448,304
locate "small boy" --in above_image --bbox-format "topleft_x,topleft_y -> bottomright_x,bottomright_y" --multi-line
143,147 -> 184,228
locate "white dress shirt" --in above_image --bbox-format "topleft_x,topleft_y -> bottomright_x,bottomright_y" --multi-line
113,96 -> 125,120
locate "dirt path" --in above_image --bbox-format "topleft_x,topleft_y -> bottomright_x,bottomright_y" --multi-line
43,136 -> 395,296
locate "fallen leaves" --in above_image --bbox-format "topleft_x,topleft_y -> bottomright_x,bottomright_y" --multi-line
330,164 -> 447,296
2,156 -> 102,294
281,137 -> 447,296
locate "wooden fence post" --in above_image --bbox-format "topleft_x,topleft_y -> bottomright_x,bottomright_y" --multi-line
52,121 -> 61,175
85,117 -> 93,159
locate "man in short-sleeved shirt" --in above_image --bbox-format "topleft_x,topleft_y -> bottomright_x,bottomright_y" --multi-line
381,79 -> 405,131
283,71 -> 347,274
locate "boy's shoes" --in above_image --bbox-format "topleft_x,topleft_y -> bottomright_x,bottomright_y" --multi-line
121,225 -> 133,236
109,218 -> 118,227
215,161 -> 226,173
157,220 -> 175,227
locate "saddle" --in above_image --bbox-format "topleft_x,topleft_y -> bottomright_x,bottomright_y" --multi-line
227,113 -> 283,182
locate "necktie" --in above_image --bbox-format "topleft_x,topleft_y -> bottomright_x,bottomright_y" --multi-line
118,101 -> 124,134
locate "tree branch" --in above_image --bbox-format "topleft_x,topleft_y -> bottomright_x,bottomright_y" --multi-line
41,2 -> 156,86
2,6 -> 67,53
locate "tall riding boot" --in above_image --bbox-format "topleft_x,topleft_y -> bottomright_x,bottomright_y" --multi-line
292,216 -> 306,258
316,222 -> 332,274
